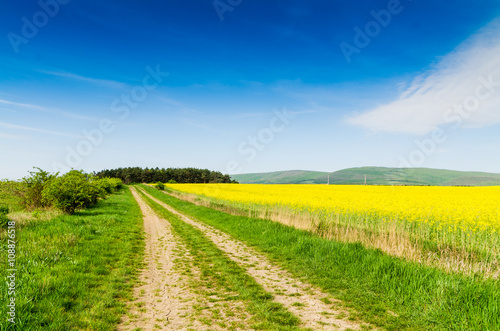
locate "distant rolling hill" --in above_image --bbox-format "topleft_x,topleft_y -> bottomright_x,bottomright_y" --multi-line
230,167 -> 500,186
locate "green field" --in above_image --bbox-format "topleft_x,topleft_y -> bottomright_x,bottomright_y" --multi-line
0,188 -> 144,330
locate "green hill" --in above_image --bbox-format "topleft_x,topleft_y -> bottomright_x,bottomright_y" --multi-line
231,167 -> 500,186
230,170 -> 328,184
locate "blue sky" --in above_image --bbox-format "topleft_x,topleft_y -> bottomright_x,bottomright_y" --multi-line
1,0 -> 500,179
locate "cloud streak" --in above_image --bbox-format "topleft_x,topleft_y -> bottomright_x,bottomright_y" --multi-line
347,19 -> 500,135
0,121 -> 84,139
0,98 -> 98,122
39,70 -> 127,89
0,98 -> 48,111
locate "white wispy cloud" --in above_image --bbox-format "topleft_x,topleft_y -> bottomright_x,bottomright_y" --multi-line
347,19 -> 500,135
61,111 -> 99,122
39,70 -> 127,89
0,98 -> 98,122
0,121 -> 84,139
233,112 -> 270,118
0,98 -> 48,111
157,96 -> 206,117
158,96 -> 185,108
289,109 -> 320,115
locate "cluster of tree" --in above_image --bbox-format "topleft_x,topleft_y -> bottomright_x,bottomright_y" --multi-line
21,168 -> 123,214
95,167 -> 237,184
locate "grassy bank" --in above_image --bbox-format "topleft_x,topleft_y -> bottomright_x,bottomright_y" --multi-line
141,184 -> 500,330
136,188 -> 302,330
0,187 -> 144,330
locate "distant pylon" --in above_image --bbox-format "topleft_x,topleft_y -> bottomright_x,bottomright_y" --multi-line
364,174 -> 367,185
327,174 -> 330,185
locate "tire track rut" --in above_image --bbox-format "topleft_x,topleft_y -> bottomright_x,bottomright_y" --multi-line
140,188 -> 365,331
119,188 -> 218,330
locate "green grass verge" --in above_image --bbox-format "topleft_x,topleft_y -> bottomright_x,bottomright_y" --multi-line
0,187 -> 144,330
140,184 -> 500,331
136,188 -> 302,330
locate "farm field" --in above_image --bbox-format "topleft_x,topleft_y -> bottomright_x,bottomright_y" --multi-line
162,183 -> 500,278
140,184 -> 500,330
1,178 -> 500,330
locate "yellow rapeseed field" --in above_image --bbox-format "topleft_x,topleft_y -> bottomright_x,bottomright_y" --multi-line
165,184 -> 500,234
165,184 -> 500,275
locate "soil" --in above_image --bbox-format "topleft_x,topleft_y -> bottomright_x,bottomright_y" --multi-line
118,188 -> 209,330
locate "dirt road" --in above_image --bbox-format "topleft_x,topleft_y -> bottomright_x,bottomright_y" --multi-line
128,187 -> 365,331
121,188 -> 260,330
118,188 -> 208,330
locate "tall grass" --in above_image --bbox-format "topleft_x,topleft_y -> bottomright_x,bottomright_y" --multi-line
0,187 -> 144,330
142,184 -> 500,330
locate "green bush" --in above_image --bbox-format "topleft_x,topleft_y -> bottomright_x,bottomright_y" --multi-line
110,178 -> 123,189
167,179 -> 177,184
97,178 -> 113,194
0,206 -> 9,228
97,177 -> 123,194
43,170 -> 105,214
0,214 -> 9,228
22,167 -> 56,209
155,182 -> 165,190
0,205 -> 9,215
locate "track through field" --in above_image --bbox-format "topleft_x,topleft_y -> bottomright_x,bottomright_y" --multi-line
119,188 -> 254,330
134,187 -> 366,330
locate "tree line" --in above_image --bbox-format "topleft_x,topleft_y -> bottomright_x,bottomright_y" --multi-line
95,167 -> 237,184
